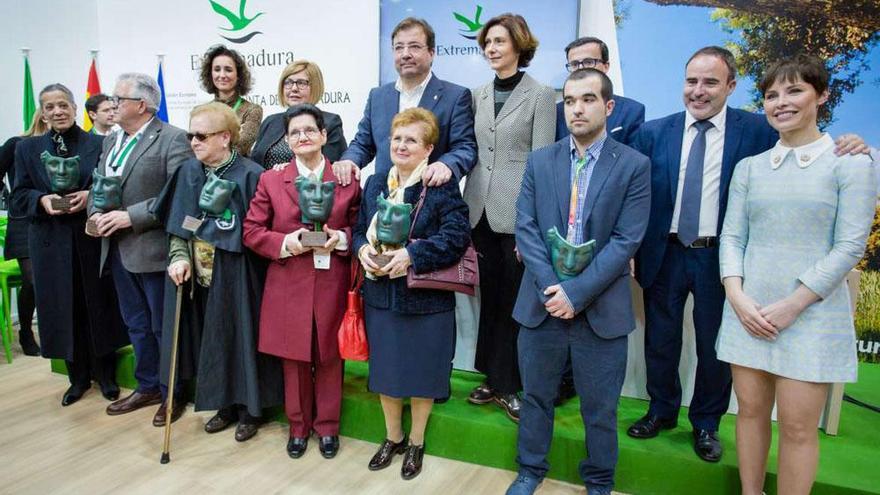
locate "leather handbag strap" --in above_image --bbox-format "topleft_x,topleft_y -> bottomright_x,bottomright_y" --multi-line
407,185 -> 429,240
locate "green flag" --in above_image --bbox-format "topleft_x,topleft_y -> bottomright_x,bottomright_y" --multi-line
22,57 -> 36,132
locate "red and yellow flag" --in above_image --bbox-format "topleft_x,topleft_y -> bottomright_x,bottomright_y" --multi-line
82,58 -> 101,131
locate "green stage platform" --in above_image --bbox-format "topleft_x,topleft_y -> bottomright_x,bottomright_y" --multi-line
52,350 -> 880,495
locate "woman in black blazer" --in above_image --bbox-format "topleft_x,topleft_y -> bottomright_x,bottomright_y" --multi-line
353,108 -> 470,481
251,60 -> 347,168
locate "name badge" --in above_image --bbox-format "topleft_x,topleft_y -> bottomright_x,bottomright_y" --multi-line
313,251 -> 331,270
182,215 -> 203,233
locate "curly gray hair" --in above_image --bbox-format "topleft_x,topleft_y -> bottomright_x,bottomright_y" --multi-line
117,72 -> 162,113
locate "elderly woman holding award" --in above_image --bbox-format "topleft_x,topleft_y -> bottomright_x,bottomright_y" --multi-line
243,103 -> 360,460
353,108 -> 470,481
153,101 -> 282,442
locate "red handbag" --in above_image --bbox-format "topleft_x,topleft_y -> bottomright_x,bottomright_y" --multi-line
337,260 -> 369,361
406,187 -> 479,296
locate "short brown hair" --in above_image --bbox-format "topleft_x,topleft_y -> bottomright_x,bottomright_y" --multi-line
477,13 -> 539,68
391,17 -> 435,50
686,46 -> 737,82
391,108 -> 439,146
190,101 -> 241,146
199,44 -> 253,97
758,54 -> 829,96
277,60 -> 325,106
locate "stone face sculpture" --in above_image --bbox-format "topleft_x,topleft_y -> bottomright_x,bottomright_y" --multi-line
545,226 -> 596,281
198,171 -> 236,216
41,151 -> 80,193
295,175 -> 336,247
90,170 -> 122,211
375,193 -> 413,246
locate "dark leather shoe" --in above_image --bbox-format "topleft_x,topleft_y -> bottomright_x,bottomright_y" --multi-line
494,393 -> 522,422
61,385 -> 87,406
235,422 -> 259,442
368,436 -> 407,471
467,383 -> 494,405
319,435 -> 339,458
287,437 -> 308,458
204,412 -> 236,433
554,379 -> 577,407
693,429 -> 722,462
627,414 -> 678,439
152,400 -> 185,427
99,381 -> 120,401
106,390 -> 162,416
400,443 -> 425,480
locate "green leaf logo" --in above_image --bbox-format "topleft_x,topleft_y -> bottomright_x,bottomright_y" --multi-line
454,5 -> 484,40
210,0 -> 264,43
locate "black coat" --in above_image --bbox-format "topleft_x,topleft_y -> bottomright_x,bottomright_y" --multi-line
154,155 -> 282,415
250,110 -> 347,168
0,137 -> 29,259
11,129 -> 128,360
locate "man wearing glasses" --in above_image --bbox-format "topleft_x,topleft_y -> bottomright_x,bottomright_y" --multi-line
88,73 -> 192,427
332,17 -> 476,186
556,37 -> 645,146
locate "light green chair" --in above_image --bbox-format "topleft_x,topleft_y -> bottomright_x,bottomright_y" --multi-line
0,216 -> 23,363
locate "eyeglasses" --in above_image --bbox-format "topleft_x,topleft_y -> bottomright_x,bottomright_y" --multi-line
110,95 -> 143,105
288,128 -> 320,140
283,78 -> 311,90
393,43 -> 427,54
565,58 -> 605,72
186,131 -> 224,142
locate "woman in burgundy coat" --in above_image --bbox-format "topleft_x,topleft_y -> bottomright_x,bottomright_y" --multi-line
243,104 -> 360,460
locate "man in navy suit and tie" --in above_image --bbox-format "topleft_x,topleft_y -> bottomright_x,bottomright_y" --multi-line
628,46 -> 871,462
506,68 -> 650,495
332,17 -> 477,186
555,37 -> 645,145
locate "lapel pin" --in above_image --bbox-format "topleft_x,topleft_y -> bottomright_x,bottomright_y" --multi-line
433,95 -> 438,101
773,156 -> 781,164
800,154 -> 810,162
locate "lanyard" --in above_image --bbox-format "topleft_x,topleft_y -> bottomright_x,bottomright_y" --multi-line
232,97 -> 243,112
108,134 -> 140,172
567,155 -> 589,242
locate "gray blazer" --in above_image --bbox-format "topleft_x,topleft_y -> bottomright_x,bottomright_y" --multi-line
93,118 -> 193,274
463,72 -> 556,234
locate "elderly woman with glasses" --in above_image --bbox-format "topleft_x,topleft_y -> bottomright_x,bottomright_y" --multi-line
199,44 -> 263,156
153,101 -> 283,443
251,60 -> 347,169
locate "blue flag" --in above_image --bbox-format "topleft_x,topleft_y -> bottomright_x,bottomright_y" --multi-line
156,60 -> 169,123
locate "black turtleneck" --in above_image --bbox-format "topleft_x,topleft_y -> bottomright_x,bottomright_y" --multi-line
493,71 -> 525,118
49,125 -> 81,157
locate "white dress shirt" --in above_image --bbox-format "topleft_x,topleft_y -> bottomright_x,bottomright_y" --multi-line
279,154 -> 347,258
395,73 -> 432,112
670,106 -> 727,237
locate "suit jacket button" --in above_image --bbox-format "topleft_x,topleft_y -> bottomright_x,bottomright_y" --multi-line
488,146 -> 494,152
487,165 -> 493,171
489,127 -> 494,132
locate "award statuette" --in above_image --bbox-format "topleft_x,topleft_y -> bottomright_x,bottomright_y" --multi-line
295,175 -> 335,247
41,151 -> 81,212
370,193 -> 412,269
86,170 -> 123,236
545,226 -> 596,281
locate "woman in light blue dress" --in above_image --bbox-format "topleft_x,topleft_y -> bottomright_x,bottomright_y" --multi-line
716,55 -> 876,495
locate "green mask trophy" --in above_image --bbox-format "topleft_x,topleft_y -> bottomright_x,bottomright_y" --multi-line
85,170 -> 123,236
371,193 -> 413,267
295,175 -> 335,247
199,171 -> 236,218
545,226 -> 596,281
41,151 -> 80,212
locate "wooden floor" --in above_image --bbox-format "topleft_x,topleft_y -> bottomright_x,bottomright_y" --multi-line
0,346 -> 622,495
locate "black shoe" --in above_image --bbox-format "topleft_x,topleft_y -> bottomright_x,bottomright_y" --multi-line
61,384 -> 87,406
468,383 -> 494,405
287,436 -> 308,458
627,414 -> 678,439
205,411 -> 236,433
368,436 -> 407,471
99,381 -> 120,401
19,330 -> 40,356
433,396 -> 450,404
319,435 -> 339,458
554,380 -> 577,407
235,422 -> 259,442
400,443 -> 425,480
693,429 -> 722,462
494,392 -> 522,422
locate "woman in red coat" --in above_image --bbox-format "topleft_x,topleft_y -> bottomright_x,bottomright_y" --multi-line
243,104 -> 360,459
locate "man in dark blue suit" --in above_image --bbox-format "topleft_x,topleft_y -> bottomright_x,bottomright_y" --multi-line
628,46 -> 870,462
555,37 -> 645,145
506,69 -> 650,495
332,17 -> 476,187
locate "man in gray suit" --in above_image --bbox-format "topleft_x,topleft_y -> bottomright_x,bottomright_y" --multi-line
506,69 -> 651,495
88,73 -> 192,426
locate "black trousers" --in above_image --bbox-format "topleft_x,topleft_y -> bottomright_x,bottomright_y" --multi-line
66,248 -> 115,387
472,214 -> 524,394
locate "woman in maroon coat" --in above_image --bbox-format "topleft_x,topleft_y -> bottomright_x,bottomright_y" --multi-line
243,104 -> 360,460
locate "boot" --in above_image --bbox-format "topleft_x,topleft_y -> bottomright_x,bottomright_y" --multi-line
19,329 -> 40,356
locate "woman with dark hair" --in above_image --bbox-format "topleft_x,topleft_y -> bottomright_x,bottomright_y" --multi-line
244,103 -> 360,460
199,44 -> 263,156
0,111 -> 48,356
251,60 -> 347,169
463,13 -> 556,422
717,54 -> 877,494
12,84 -> 128,405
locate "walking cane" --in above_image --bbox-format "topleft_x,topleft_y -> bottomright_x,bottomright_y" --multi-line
160,285 -> 183,464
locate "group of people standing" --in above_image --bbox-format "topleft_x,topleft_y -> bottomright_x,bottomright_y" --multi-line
5,12 -> 877,495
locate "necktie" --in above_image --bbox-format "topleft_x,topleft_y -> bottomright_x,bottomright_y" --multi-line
678,120 -> 714,247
